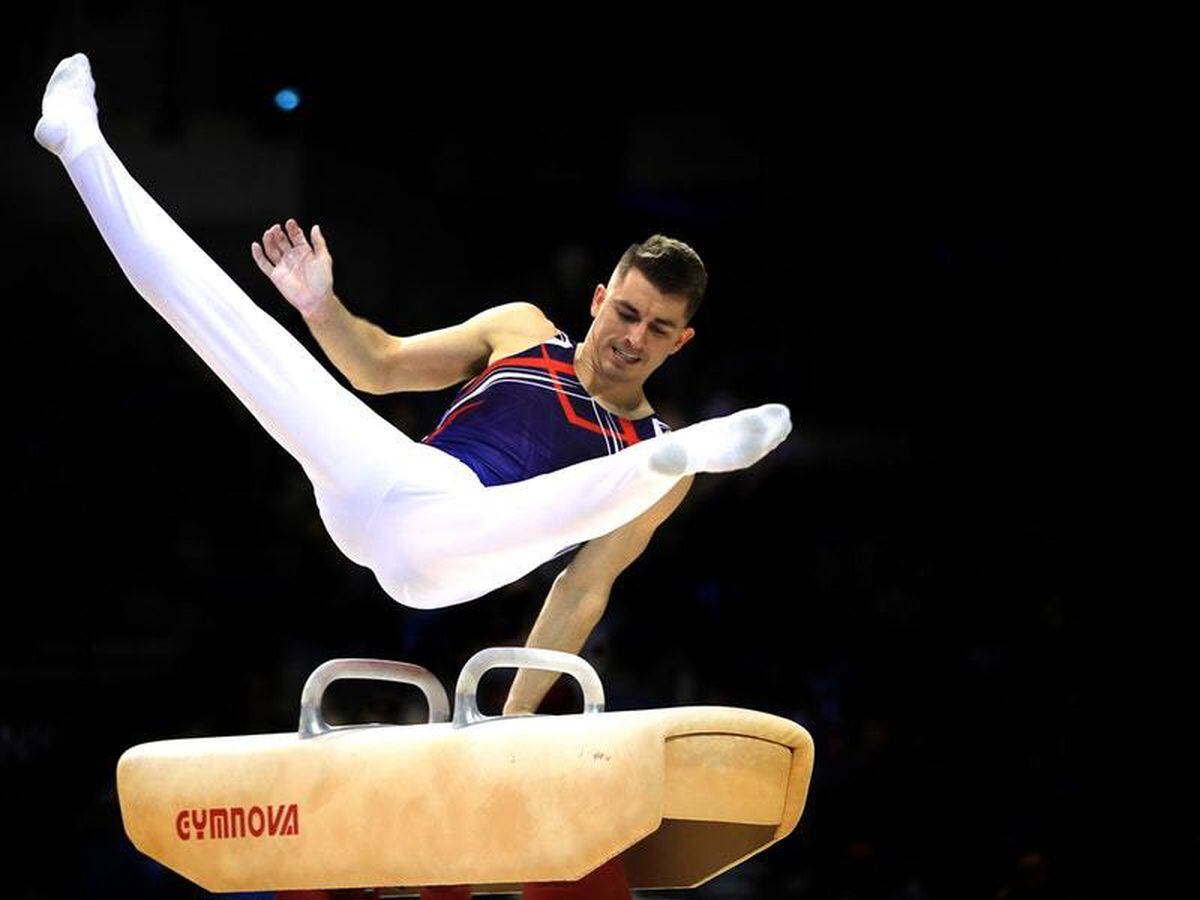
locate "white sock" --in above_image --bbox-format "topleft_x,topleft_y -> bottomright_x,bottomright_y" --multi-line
34,52 -> 103,164
648,403 -> 793,476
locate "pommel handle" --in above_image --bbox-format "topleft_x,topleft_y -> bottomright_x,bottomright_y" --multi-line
298,658 -> 451,739
452,647 -> 605,728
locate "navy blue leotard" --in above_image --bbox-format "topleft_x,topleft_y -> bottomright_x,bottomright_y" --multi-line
420,329 -> 672,559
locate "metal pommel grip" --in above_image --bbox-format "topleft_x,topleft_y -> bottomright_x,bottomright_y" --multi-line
452,647 -> 605,728
298,658 -> 451,739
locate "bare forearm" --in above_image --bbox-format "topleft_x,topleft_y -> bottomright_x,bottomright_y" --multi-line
503,575 -> 609,716
302,292 -> 396,392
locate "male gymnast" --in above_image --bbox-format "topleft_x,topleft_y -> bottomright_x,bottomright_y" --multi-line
253,220 -> 704,716
35,50 -> 790,619
35,50 -> 793,900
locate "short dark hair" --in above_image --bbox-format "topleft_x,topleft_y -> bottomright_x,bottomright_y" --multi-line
612,234 -> 707,325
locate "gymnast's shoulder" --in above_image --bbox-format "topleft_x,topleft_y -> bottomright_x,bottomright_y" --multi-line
484,301 -> 557,341
367,301 -> 554,394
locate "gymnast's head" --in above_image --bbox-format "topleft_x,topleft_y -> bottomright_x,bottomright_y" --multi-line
586,234 -> 704,383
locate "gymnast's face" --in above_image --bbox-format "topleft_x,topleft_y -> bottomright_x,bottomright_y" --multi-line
588,268 -> 696,385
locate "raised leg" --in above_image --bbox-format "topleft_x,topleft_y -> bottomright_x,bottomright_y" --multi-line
35,53 -> 796,610
35,53 -> 477,565
360,403 -> 793,609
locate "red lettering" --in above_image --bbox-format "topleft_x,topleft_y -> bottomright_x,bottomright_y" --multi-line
283,803 -> 299,836
191,809 -> 207,840
173,803 -> 299,841
267,804 -> 286,835
210,807 -> 230,839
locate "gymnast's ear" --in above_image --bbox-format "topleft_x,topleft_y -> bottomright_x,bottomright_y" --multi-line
590,283 -> 606,317
670,325 -> 695,354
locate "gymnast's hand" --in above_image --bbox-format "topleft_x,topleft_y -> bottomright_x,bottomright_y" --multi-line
251,218 -> 334,321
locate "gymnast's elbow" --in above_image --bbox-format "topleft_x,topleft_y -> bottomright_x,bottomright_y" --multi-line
360,341 -> 472,394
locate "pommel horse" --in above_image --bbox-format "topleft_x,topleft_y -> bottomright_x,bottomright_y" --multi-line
116,647 -> 814,895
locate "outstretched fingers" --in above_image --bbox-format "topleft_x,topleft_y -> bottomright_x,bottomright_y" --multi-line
250,240 -> 275,277
310,223 -> 328,258
250,219 -> 329,283
284,218 -> 311,253
264,222 -> 290,262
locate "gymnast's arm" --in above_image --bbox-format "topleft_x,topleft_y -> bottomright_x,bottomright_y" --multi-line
502,473 -> 696,716
250,218 -> 551,393
305,296 -> 550,394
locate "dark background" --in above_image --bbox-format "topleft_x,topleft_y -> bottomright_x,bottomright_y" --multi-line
4,7 -> 1095,899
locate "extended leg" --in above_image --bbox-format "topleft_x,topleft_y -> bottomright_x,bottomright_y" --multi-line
34,54 -> 476,564
362,403 -> 792,609
35,54 -> 795,611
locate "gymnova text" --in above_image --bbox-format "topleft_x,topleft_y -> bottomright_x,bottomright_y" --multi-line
175,804 -> 300,840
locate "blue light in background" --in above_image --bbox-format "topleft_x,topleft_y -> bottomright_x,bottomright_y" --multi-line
273,88 -> 301,112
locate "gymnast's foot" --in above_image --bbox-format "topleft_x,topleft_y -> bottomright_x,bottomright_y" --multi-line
648,403 -> 793,476
34,52 -> 102,163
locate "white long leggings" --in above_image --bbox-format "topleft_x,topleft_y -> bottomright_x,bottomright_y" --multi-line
58,136 -> 688,609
